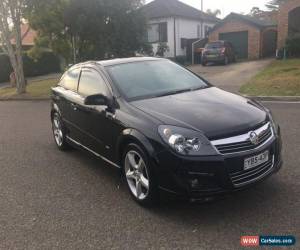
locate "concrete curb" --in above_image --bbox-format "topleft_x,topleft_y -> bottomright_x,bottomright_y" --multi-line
0,97 -> 50,101
1,96 -> 300,102
243,95 -> 300,102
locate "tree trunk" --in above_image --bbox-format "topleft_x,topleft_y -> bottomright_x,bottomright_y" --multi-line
0,0 -> 26,94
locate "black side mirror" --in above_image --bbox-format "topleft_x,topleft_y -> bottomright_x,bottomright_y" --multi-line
84,94 -> 108,106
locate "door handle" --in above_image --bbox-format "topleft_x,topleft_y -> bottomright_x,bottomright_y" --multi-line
71,103 -> 78,111
106,111 -> 116,119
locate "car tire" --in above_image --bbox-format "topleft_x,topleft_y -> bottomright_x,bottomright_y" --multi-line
202,61 -> 207,66
224,56 -> 229,65
122,143 -> 159,206
51,112 -> 70,151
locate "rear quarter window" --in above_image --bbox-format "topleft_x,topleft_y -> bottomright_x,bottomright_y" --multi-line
59,68 -> 80,91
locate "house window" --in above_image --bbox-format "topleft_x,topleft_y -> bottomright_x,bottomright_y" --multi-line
148,22 -> 168,43
197,24 -> 201,38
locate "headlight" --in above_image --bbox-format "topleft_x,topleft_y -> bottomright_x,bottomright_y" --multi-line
251,99 -> 278,136
267,110 -> 278,136
158,125 -> 218,156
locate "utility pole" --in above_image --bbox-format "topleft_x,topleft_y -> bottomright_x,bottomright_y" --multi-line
201,0 -> 204,38
72,35 -> 76,64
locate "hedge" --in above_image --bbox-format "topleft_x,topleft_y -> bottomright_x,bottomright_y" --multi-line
286,34 -> 300,57
0,54 -> 13,83
0,52 -> 61,83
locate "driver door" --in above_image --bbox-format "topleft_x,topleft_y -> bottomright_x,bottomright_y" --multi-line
75,67 -> 114,157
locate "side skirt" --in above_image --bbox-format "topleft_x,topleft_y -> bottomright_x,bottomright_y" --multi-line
66,136 -> 121,169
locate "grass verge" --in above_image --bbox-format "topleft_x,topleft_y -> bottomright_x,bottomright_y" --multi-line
0,78 -> 58,99
240,59 -> 300,96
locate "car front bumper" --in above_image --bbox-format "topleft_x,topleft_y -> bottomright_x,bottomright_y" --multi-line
154,132 -> 282,199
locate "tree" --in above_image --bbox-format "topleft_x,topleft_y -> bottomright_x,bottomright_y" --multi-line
25,0 -> 148,63
25,0 -> 72,63
266,0 -> 287,10
249,7 -> 264,16
206,9 -> 221,17
0,0 -> 26,94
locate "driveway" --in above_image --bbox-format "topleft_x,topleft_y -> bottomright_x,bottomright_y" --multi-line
188,59 -> 273,94
0,101 -> 299,249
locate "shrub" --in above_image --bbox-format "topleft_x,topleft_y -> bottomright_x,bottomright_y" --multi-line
286,33 -> 300,57
23,52 -> 61,77
0,52 -> 61,83
156,42 -> 169,57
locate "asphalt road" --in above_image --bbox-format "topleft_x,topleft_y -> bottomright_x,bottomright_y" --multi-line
0,101 -> 299,250
189,59 -> 273,93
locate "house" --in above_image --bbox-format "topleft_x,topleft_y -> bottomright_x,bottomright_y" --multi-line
142,0 -> 219,58
208,13 -> 277,60
208,0 -> 300,60
277,0 -> 300,49
10,23 -> 37,50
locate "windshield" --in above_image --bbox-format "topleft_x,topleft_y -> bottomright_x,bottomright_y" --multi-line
205,42 -> 223,49
106,60 -> 208,101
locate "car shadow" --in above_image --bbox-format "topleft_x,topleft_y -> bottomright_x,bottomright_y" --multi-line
63,146 -> 283,227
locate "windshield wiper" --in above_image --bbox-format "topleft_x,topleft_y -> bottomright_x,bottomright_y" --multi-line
154,88 -> 193,98
154,86 -> 208,98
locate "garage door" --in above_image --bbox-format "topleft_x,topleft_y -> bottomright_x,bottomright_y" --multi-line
219,31 -> 248,59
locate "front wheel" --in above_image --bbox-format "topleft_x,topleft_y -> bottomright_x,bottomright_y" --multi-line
123,144 -> 159,206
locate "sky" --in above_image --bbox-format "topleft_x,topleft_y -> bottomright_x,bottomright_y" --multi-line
145,0 -> 270,18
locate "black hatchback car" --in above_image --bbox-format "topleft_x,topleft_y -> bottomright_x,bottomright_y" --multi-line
202,41 -> 236,66
51,57 -> 282,206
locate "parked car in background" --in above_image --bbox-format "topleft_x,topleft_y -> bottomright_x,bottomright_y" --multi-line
202,41 -> 236,66
51,57 -> 282,206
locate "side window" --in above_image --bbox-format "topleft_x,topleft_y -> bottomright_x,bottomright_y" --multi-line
60,68 -> 80,91
78,68 -> 109,97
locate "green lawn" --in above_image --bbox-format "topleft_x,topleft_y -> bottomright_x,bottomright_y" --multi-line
240,59 -> 300,96
0,78 -> 58,99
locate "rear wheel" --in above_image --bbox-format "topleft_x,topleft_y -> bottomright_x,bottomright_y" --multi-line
51,112 -> 70,150
123,144 -> 158,206
202,61 -> 207,66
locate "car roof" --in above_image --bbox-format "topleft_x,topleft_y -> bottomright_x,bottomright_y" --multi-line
208,40 -> 225,44
96,57 -> 164,66
67,57 -> 170,74
68,57 -> 166,71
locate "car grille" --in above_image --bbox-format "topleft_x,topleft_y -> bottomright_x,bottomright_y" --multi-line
229,156 -> 274,187
212,122 -> 273,155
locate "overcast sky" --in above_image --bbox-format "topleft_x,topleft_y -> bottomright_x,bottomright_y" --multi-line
145,0 -> 270,18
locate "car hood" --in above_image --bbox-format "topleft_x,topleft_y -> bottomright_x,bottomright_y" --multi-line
131,87 -> 267,140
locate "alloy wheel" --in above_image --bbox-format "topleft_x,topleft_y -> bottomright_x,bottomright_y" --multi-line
124,150 -> 150,200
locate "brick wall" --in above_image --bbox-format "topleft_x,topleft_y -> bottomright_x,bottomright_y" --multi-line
209,20 -> 261,59
277,0 -> 300,48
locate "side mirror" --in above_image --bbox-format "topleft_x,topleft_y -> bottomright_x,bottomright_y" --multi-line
84,94 -> 108,106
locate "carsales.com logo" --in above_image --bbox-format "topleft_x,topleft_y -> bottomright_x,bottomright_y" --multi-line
241,236 -> 296,247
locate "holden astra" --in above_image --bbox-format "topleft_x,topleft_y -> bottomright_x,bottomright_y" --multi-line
51,57 -> 282,206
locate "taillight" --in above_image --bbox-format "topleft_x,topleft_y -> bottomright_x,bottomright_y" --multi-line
221,48 -> 226,54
